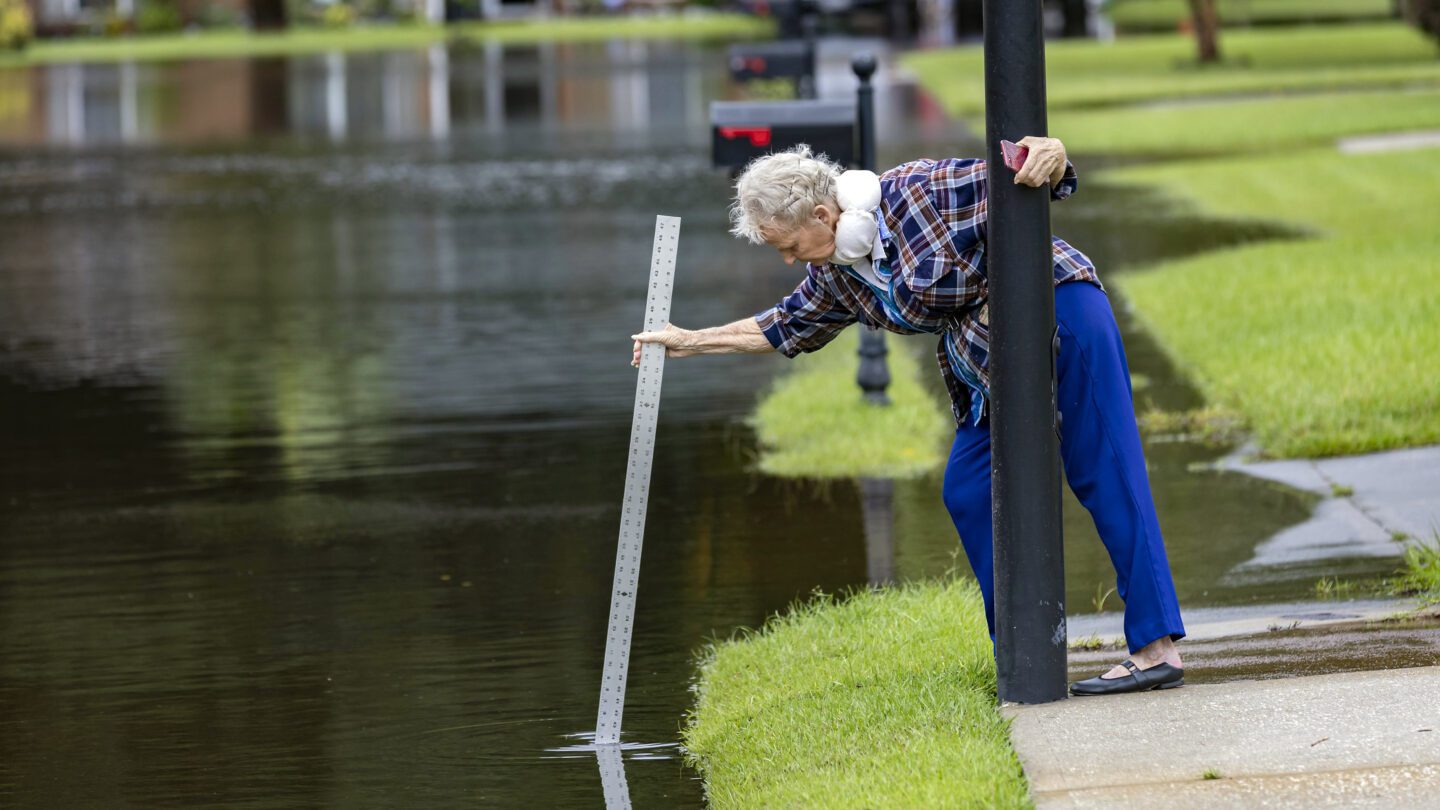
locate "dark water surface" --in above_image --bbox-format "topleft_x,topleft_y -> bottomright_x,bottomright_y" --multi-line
0,40 -> 1391,807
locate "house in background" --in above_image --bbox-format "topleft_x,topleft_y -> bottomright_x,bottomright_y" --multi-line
25,0 -> 118,32
23,0 -> 250,33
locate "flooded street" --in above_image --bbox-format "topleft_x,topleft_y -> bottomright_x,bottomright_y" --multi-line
0,39 -> 1409,806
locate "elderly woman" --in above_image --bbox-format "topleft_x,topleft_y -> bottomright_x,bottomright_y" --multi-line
632,138 -> 1187,696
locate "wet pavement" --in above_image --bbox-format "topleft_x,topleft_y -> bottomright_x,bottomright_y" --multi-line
1223,443 -> 1440,572
1069,607 -> 1440,684
1008,665 -> 1440,808
0,35 -> 1425,808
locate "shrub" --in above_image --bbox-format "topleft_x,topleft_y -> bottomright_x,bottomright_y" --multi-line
102,10 -> 130,36
0,0 -> 34,52
320,1 -> 356,26
136,0 -> 184,32
198,2 -> 246,27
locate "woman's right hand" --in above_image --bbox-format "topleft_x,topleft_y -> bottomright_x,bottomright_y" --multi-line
632,324 -> 694,366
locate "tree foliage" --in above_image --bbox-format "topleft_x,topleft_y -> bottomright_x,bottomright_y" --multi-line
0,0 -> 33,51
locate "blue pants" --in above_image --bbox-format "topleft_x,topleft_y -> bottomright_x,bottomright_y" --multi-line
942,282 -> 1186,654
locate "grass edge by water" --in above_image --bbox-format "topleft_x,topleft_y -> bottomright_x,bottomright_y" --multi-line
1315,535 -> 1440,608
0,14 -> 773,67
682,578 -> 1031,809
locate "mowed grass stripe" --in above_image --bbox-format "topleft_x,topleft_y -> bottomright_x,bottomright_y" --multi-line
903,23 -> 1440,114
750,330 -> 951,479
1109,0 -> 1393,31
0,15 -> 773,67
683,579 -> 1030,809
1110,147 -> 1440,457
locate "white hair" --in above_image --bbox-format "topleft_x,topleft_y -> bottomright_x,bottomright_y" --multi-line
728,144 -> 844,245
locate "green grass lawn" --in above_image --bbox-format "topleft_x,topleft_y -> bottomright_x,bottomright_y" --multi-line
1055,87 -> 1440,156
1111,147 -> 1440,457
904,22 -> 1440,457
750,330 -> 951,479
0,14 -> 772,67
683,578 -> 1031,809
1108,0 -> 1393,31
903,23 -> 1440,113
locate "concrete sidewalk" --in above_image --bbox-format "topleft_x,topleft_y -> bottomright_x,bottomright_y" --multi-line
1005,666 -> 1440,808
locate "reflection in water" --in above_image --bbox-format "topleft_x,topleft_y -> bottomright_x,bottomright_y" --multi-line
859,477 -> 896,585
483,40 -> 503,134
596,744 -> 634,810
544,733 -> 679,809
428,44 -> 449,140
325,52 -> 346,141
0,39 -> 724,148
45,64 -> 84,144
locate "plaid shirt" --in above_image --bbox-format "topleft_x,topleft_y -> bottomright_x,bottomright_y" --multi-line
755,157 -> 1102,426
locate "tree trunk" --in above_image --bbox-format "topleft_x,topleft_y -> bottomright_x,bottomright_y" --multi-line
250,0 -> 286,30
1061,0 -> 1088,38
1401,0 -> 1440,45
1187,0 -> 1221,63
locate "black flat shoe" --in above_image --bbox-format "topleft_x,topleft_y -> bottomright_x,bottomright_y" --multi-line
1069,659 -> 1184,696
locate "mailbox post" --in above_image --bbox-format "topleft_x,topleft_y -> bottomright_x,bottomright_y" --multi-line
983,0 -> 1068,704
710,101 -> 855,171
727,40 -> 817,100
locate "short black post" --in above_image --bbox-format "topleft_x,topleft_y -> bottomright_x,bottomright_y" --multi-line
857,328 -> 891,405
853,54 -> 877,171
799,16 -> 819,99
887,0 -> 914,40
776,0 -> 804,39
852,54 -> 891,406
982,0 -> 1068,703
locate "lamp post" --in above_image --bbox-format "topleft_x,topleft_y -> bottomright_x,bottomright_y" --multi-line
852,54 -> 891,406
983,0 -> 1068,703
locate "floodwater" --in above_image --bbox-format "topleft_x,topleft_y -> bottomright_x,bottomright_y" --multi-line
0,38 -> 1407,807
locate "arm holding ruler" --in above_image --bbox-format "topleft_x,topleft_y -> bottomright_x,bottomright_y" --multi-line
630,317 -> 771,364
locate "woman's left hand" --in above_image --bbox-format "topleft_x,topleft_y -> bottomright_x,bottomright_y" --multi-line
1013,136 -> 1068,189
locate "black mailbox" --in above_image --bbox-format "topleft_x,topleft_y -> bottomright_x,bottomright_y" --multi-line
727,40 -> 815,82
710,101 -> 855,171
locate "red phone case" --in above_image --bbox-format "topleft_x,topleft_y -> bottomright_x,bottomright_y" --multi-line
1000,140 -> 1029,172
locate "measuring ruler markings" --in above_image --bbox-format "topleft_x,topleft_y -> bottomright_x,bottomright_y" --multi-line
594,214 -> 681,746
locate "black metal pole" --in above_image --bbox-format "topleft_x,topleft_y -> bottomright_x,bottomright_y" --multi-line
853,54 -> 876,170
982,0 -> 1067,703
852,54 -> 891,406
799,16 -> 819,100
